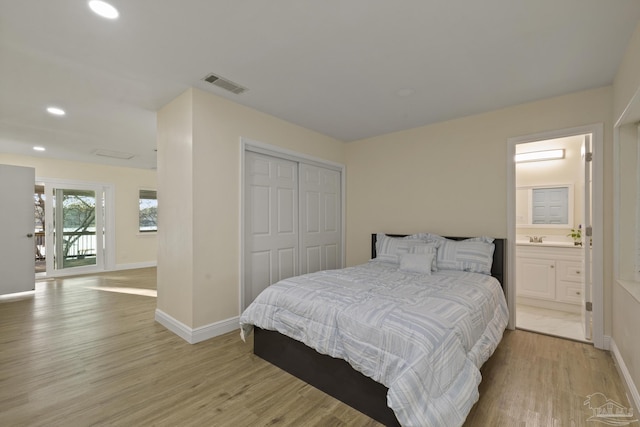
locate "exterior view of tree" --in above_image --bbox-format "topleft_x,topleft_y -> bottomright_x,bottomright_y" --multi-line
59,190 -> 96,259
34,191 -> 45,232
34,187 -> 45,260
139,189 -> 157,232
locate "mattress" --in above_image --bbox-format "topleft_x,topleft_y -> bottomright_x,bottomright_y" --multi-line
239,261 -> 509,426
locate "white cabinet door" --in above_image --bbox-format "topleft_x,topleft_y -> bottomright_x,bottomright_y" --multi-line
244,152 -> 298,307
0,164 -> 35,295
299,164 -> 341,274
516,257 -> 555,300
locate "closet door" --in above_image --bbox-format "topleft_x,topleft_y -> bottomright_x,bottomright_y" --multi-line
244,152 -> 298,307
299,164 -> 342,274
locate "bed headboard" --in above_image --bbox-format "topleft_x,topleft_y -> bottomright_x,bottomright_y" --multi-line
371,234 -> 506,290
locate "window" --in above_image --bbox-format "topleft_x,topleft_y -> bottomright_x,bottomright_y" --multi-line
139,189 -> 157,232
515,184 -> 573,227
531,187 -> 569,224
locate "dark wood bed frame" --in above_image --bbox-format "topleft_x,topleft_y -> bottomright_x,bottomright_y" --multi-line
254,234 -> 506,426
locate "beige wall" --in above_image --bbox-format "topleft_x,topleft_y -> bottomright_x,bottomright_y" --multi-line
617,124 -> 638,280
345,86 -> 613,271
0,153 -> 157,267
157,88 -> 344,328
156,89 -> 194,325
614,21 -> 640,123
613,283 -> 640,402
613,20 -> 640,407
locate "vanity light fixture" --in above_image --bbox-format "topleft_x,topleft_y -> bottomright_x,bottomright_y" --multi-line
88,0 -> 119,19
33,146 -> 46,152
515,149 -> 565,163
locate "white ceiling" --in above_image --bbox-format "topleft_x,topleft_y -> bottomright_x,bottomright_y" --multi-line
1,1 -> 640,170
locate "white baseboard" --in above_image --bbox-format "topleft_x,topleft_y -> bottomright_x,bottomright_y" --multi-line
114,261 -> 157,271
154,309 -> 239,344
602,334 -> 611,351
610,337 -> 640,414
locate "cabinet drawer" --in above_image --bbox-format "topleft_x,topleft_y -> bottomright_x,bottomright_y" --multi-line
557,280 -> 582,305
556,260 -> 583,283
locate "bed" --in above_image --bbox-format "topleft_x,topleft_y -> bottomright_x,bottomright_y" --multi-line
239,233 -> 508,426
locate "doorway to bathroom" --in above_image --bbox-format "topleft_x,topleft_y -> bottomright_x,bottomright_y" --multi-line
507,124 -> 604,347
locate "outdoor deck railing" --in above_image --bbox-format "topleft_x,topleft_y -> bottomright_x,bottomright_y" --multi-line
34,231 -> 96,260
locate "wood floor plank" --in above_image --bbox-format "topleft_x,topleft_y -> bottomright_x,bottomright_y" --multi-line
0,268 -> 634,426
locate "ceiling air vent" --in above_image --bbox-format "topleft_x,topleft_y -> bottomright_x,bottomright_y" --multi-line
202,73 -> 247,95
93,149 -> 135,160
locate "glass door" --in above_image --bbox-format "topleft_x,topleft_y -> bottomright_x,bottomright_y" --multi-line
45,184 -> 105,275
34,183 -> 46,275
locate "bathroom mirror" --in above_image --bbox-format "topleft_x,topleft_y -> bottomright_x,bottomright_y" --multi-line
516,184 -> 574,228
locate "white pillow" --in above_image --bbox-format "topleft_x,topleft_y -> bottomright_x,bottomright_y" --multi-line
462,236 -> 495,244
400,253 -> 434,275
436,239 -> 495,274
424,234 -> 494,244
402,233 -> 430,241
409,242 -> 439,271
375,233 -> 431,264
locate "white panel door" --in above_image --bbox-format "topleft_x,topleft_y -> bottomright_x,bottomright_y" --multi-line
0,164 -> 35,295
245,152 -> 298,307
299,164 -> 342,274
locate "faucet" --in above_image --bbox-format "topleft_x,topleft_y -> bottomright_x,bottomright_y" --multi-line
526,236 -> 546,243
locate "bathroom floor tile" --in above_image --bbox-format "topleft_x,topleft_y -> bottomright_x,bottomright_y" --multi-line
515,304 -> 590,342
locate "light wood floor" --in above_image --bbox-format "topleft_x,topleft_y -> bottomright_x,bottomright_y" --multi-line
0,268 -> 634,427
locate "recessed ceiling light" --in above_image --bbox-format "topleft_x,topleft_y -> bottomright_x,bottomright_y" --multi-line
93,149 -> 134,159
46,106 -> 66,116
33,146 -> 46,152
88,0 -> 119,19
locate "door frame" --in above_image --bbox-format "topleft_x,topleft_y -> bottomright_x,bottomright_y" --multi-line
506,123 -> 604,349
38,177 -> 116,277
239,137 -> 346,313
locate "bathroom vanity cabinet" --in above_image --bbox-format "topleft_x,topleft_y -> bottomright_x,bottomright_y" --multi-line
516,244 -> 584,312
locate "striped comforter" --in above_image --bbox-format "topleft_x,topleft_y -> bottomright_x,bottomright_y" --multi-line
239,261 -> 509,427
